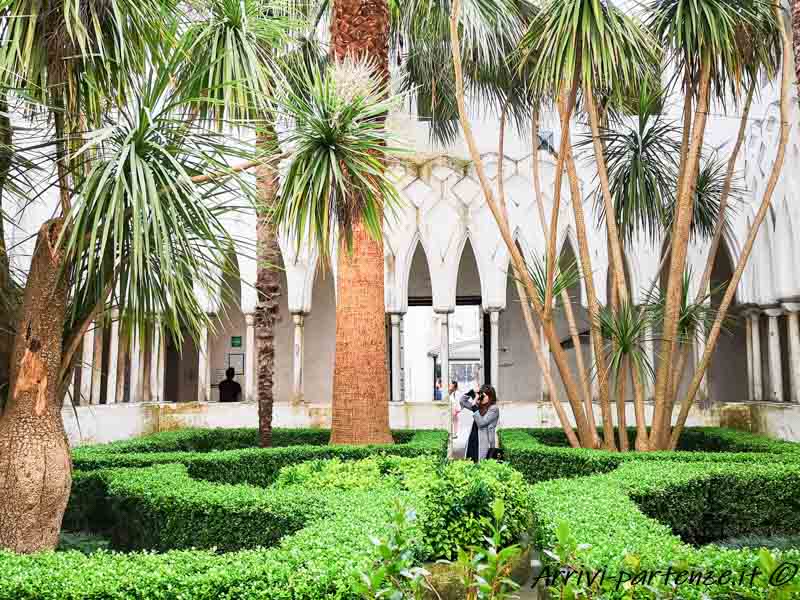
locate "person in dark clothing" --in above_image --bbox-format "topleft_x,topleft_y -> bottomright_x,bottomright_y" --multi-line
459,384 -> 499,462
218,367 -> 242,402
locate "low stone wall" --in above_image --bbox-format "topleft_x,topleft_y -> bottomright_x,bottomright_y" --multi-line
60,399 -> 800,447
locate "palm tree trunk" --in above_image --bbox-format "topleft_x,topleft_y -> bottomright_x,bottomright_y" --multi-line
583,80 -> 630,305
0,220 -> 71,553
530,110 -> 597,447
794,0 -> 800,91
448,0 -> 594,446
562,130 -> 615,450
0,95 -> 15,408
616,356 -> 628,452
695,83 -> 755,300
255,126 -> 282,448
543,82 -> 578,318
329,0 -> 393,445
651,59 -> 712,450
671,5 -> 793,448
503,111 -> 581,448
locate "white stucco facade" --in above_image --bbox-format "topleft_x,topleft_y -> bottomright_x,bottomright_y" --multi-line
6,69 -> 800,425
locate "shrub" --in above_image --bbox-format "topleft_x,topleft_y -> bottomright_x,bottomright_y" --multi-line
500,428 -> 800,484
72,430 -> 449,488
66,464 -> 332,552
530,461 -> 800,599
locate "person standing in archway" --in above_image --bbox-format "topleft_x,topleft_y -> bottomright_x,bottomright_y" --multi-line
218,367 -> 242,403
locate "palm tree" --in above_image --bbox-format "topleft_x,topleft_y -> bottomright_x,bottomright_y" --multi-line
325,0 -> 394,444
274,56 -> 402,444
647,0 -> 781,448
0,2 -> 260,549
177,0 -> 297,447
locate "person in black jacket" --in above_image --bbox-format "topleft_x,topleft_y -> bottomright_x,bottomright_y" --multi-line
459,384 -> 499,462
218,368 -> 242,402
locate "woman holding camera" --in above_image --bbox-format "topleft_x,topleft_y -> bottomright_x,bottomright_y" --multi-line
459,384 -> 499,462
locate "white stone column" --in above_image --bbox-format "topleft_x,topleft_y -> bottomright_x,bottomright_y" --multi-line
765,307 -> 784,402
150,326 -> 165,403
106,314 -> 120,404
130,333 -> 143,402
782,303 -> 800,404
197,323 -> 211,403
748,310 -> 763,402
292,313 -> 305,403
245,313 -> 257,403
437,310 -> 450,391
80,326 -> 95,405
91,323 -> 105,404
489,309 -> 500,393
745,315 -> 754,402
390,313 -> 403,403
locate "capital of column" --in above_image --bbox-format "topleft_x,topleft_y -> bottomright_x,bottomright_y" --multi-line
763,306 -> 784,318
390,313 -> 402,326
245,313 -> 255,326
292,312 -> 305,327
433,308 -> 454,315
489,310 -> 500,324
781,302 -> 800,314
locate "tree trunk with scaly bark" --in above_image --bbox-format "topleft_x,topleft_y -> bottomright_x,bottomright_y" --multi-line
329,0 -> 393,445
0,219 -> 71,553
255,126 -> 282,448
794,0 -> 800,91
0,96 -> 16,408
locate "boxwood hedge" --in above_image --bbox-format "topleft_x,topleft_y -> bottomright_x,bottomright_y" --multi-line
530,461 -> 800,599
500,427 -> 800,484
0,454 -> 531,600
72,429 -> 448,487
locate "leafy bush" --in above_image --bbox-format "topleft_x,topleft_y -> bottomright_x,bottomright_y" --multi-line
275,456 -> 532,561
501,428 -> 800,484
72,428 -> 439,455
275,455 -> 437,491
72,430 -> 449,488
530,461 -> 800,599
66,464 -> 332,552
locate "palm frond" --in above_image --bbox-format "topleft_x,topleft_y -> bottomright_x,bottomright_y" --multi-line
647,0 -> 781,102
580,102 -> 681,246
177,0 -> 301,128
662,153 -> 742,242
643,269 -> 730,343
273,57 -> 406,260
60,56 -> 254,349
597,300 -> 654,383
393,0 -> 536,144
519,0 -> 659,102
0,0 -> 174,121
519,253 -> 581,310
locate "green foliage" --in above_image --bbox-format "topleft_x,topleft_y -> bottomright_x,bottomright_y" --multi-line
61,52 -> 257,347
273,57 -> 405,261
4,448 -> 531,599
71,430 -> 449,487
407,460 -> 532,560
275,455 -> 437,491
520,0 -> 659,100
66,464 -> 331,552
500,428 -> 800,484
531,462 -> 800,599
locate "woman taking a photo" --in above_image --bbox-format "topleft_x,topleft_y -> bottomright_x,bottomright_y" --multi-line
459,384 -> 499,462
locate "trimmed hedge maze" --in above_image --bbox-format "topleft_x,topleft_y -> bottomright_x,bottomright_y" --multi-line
4,426 -> 800,599
1,428 -> 537,599
531,461 -> 800,599
500,427 -> 800,484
